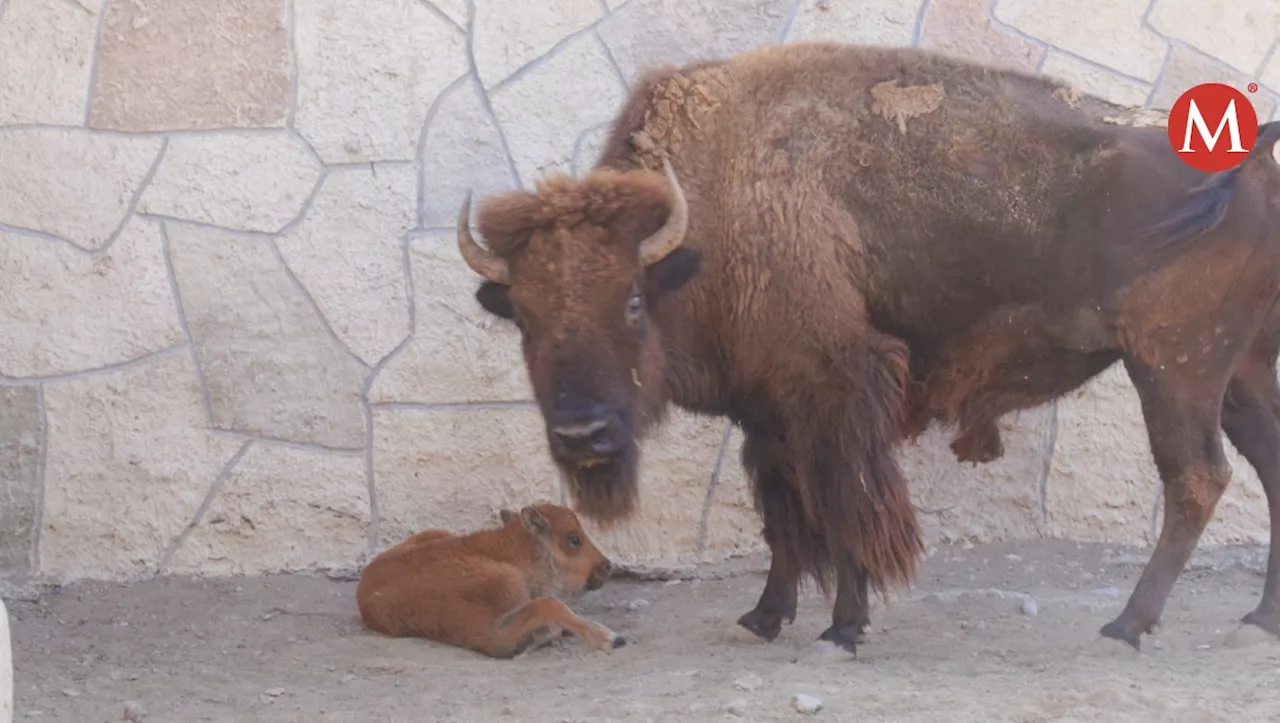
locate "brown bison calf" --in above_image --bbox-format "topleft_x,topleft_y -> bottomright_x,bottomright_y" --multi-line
356,502 -> 625,658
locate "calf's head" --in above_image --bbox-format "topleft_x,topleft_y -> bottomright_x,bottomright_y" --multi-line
501,503 -> 614,591
458,161 -> 701,523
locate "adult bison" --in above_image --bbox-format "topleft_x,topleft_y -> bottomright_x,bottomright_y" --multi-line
454,42 -> 1280,655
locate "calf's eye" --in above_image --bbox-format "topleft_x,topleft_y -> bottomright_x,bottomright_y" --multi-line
567,534 -> 582,549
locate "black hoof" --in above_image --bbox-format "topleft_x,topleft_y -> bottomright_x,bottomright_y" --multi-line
1099,619 -> 1144,651
738,609 -> 784,641
1242,610 -> 1280,638
611,635 -> 628,649
817,625 -> 859,657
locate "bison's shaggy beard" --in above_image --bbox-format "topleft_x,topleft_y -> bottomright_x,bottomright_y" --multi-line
559,444 -> 641,526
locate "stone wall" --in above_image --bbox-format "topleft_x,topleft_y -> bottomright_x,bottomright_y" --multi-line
1,0 -> 1277,587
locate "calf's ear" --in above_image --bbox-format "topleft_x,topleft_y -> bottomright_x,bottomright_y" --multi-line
498,508 -> 517,524
520,506 -> 552,538
475,281 -> 515,319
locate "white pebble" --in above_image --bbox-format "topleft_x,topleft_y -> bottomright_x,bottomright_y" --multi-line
734,673 -> 763,691
61,689 -> 80,698
724,698 -> 749,716
123,701 -> 147,722
1021,598 -> 1039,616
264,687 -> 286,697
792,693 -> 823,714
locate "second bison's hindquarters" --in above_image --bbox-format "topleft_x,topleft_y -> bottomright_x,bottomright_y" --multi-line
456,41 -> 1280,657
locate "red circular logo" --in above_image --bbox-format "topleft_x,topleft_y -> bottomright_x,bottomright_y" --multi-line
1166,82 -> 1258,173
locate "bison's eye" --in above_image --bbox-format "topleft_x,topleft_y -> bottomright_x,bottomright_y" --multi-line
624,291 -> 644,325
567,534 -> 582,549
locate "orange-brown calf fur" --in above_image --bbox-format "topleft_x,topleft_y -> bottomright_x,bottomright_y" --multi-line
356,502 -> 624,659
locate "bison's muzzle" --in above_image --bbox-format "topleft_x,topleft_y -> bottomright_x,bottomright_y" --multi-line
548,406 -> 629,466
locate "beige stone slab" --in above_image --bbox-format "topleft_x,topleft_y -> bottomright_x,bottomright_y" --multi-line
419,79 -> 518,228
902,406 -> 1053,546
596,0 -> 792,85
472,0 -> 604,88
1046,366 -> 1270,546
371,405 -> 561,548
0,219 -> 182,377
1039,51 -> 1152,107
164,442 -> 369,576
699,425 -> 764,560
579,410 -> 726,568
1149,47 -> 1278,121
137,132 -> 322,234
920,0 -> 1043,73
294,0 -> 467,163
276,164 -> 416,366
490,34 -> 627,184
89,0 -> 291,131
0,129 -> 163,251
165,222 -> 367,449
40,351 -> 244,581
0,0 -> 102,124
368,232 -> 531,405
994,0 -> 1168,81
1149,0 -> 1278,76
789,0 -> 920,47
1262,50 -> 1280,94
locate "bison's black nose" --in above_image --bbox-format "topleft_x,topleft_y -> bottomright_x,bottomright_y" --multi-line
550,409 -> 622,458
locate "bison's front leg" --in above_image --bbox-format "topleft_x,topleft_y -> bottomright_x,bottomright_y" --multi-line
736,428 -> 801,641
738,548 -> 799,640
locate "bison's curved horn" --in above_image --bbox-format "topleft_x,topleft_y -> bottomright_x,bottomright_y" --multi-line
456,192 -> 510,285
638,157 -> 689,267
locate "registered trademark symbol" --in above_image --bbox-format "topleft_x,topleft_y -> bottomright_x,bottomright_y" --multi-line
1248,82 -> 1259,93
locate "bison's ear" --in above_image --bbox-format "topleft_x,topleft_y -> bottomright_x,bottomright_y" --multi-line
519,506 -> 552,538
644,247 -> 702,295
475,281 -> 515,319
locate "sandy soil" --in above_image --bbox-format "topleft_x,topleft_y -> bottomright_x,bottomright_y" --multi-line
9,540 -> 1280,723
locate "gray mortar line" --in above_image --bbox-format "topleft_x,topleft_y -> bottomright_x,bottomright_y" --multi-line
414,73 -> 470,228
1036,401 -> 1059,534
285,0 -> 300,129
207,428 -> 364,455
696,422 -> 735,553
95,136 -> 169,255
157,441 -> 253,573
418,0 -> 465,34
465,0 -> 524,190
159,221 -> 217,426
82,0 -> 108,128
911,0 -> 932,47
267,236 -> 373,372
1144,46 -> 1175,107
0,345 -> 186,386
592,29 -> 629,89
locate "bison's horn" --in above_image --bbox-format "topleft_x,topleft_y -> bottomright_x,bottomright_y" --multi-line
638,157 -> 689,267
456,192 -> 510,285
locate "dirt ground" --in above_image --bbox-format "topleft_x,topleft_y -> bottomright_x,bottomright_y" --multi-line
9,539 -> 1280,723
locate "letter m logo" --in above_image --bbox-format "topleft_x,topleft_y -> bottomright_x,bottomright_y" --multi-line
1167,82 -> 1259,173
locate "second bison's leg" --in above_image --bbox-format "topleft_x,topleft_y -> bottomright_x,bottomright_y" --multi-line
737,427 -> 801,641
1099,357 -> 1232,650
820,565 -> 873,651
1220,340 -> 1280,637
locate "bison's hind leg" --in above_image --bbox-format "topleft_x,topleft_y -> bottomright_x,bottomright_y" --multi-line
483,598 -> 626,658
1220,339 -> 1280,638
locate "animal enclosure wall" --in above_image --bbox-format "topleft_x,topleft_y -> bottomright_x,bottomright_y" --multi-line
1,0 -> 1278,588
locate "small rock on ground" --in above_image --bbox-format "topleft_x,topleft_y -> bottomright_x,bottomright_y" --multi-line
792,693 -> 823,714
1021,598 -> 1039,616
734,673 -> 763,691
123,701 -> 147,721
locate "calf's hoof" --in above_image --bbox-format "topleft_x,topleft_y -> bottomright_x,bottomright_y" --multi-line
611,635 -> 628,649
737,609 -> 784,641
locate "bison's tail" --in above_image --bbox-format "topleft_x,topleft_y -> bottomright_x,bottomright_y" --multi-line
1143,120 -> 1280,246
785,333 -> 925,599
